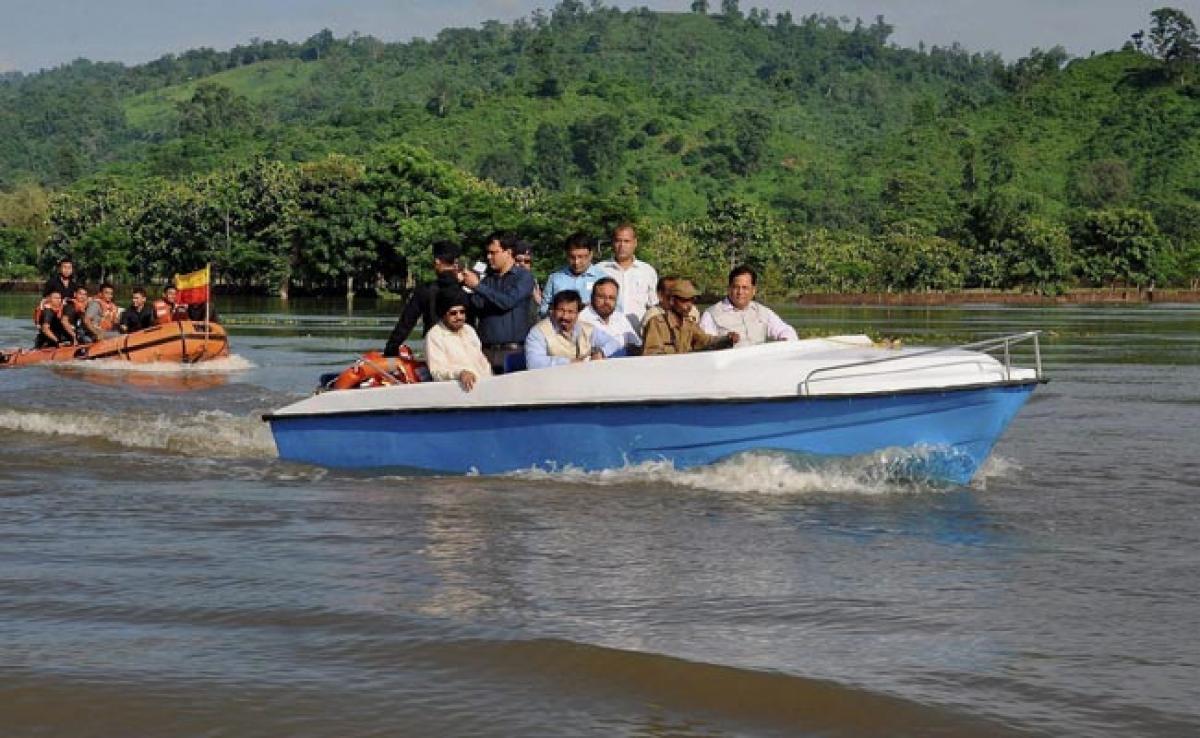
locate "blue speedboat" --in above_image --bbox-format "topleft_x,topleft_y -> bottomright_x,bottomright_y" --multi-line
265,333 -> 1044,484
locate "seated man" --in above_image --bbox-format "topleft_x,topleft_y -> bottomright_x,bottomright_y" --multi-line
118,288 -> 156,334
642,280 -> 738,355
61,285 -> 89,344
424,288 -> 492,392
579,277 -> 640,356
641,275 -> 698,325
154,285 -> 189,324
525,289 -> 622,370
84,282 -> 120,341
700,265 -> 798,346
34,291 -> 73,348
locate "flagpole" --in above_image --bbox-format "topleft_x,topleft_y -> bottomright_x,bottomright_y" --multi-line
204,263 -> 211,353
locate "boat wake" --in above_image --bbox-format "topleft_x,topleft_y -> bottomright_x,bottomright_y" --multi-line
56,354 -> 256,374
507,448 -> 1020,495
0,407 -> 276,459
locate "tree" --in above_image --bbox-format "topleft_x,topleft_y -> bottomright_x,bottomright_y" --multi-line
1072,159 -> 1132,208
176,83 -> 254,136
690,0 -> 709,14
531,123 -> 572,190
569,114 -> 625,189
1146,7 -> 1200,83
1072,208 -> 1167,288
720,0 -> 743,22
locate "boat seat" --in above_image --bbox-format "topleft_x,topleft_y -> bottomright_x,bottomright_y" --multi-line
502,352 -> 527,374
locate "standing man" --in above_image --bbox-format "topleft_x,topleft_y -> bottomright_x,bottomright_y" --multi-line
460,232 -> 536,373
699,266 -> 798,346
579,277 -> 640,356
598,223 -> 658,330
118,288 -> 156,334
512,240 -> 541,326
525,290 -> 622,370
84,283 -> 120,341
424,288 -> 492,392
43,257 -> 80,298
539,233 -> 608,317
642,280 -> 738,355
384,241 -> 467,357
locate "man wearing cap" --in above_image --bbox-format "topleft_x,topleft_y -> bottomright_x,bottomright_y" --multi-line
539,233 -> 608,317
700,265 -> 798,347
579,276 -> 640,356
642,280 -> 738,355
597,223 -> 658,330
424,288 -> 492,392
460,232 -> 536,373
525,289 -> 623,370
384,241 -> 468,357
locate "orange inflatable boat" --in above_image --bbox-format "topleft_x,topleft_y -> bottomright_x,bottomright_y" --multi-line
0,320 -> 229,367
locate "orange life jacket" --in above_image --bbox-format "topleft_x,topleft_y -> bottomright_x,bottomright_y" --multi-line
153,300 -> 188,325
330,348 -> 424,390
88,297 -> 119,330
32,298 -> 63,326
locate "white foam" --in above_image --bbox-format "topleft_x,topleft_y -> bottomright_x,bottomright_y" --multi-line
0,408 -> 277,459
969,455 -> 1022,490
505,450 -> 956,496
59,354 -> 256,374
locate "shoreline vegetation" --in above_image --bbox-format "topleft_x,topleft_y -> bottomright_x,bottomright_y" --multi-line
1,4 -> 1198,298
4,280 -> 1195,306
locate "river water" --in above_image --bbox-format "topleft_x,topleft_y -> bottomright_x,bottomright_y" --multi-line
1,295 -> 1197,737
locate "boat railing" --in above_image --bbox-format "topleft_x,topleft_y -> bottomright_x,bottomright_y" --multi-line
800,331 -> 1044,396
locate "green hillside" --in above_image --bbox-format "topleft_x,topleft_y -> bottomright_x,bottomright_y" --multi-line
1,3 -> 1197,294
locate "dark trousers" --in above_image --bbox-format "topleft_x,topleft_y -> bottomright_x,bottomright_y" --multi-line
483,343 -> 522,374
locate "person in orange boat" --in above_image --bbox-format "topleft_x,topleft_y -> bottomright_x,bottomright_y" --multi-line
35,291 -> 74,348
61,286 -> 89,344
154,286 -> 189,324
43,257 -> 80,298
83,283 -> 120,341
119,288 -> 156,333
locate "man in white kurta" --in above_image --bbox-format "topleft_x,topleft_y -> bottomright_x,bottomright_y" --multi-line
579,276 -> 641,356
699,265 -> 798,347
424,290 -> 492,391
597,224 -> 658,331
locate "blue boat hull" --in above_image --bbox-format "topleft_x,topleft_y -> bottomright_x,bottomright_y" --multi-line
268,382 -> 1039,485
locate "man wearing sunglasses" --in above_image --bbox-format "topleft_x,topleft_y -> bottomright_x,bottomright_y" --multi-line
424,289 -> 492,392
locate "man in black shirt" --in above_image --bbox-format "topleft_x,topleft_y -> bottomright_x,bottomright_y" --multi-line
35,291 -> 73,348
43,257 -> 80,298
118,288 -> 156,334
383,241 -> 467,357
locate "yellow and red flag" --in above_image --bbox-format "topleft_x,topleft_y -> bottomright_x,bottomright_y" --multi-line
175,265 -> 210,305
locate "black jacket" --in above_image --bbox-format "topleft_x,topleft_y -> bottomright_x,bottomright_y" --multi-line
119,304 -> 156,333
383,273 -> 465,356
43,274 -> 79,298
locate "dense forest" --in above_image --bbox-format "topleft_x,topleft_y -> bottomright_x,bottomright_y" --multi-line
1,2 -> 1198,296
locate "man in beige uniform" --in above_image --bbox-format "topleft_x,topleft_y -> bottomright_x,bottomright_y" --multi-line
424,289 -> 492,392
642,280 -> 738,355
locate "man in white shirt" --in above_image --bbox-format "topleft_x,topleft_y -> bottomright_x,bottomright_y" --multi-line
579,277 -> 640,356
424,289 -> 492,391
597,223 -> 658,331
699,265 -> 799,346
